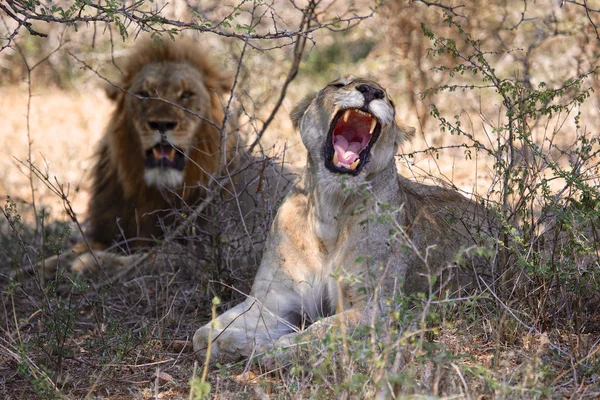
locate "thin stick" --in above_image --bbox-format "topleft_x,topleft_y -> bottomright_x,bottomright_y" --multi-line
249,0 -> 316,152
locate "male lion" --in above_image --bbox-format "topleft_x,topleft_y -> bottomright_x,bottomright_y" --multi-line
88,38 -> 236,248
42,38 -> 289,278
193,76 -> 497,364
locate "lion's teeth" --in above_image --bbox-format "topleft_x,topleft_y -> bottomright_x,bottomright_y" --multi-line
349,159 -> 360,170
333,152 -> 339,166
343,110 -> 351,123
369,118 -> 377,134
152,148 -> 161,160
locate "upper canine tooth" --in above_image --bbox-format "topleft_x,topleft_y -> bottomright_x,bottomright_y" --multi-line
152,148 -> 161,160
168,148 -> 176,161
343,110 -> 351,123
333,152 -> 339,166
369,118 -> 377,134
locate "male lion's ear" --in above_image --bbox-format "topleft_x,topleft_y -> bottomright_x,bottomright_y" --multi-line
104,81 -> 125,102
206,71 -> 234,95
290,92 -> 317,130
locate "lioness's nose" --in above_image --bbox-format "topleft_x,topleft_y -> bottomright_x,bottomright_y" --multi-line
357,84 -> 385,103
148,120 -> 178,132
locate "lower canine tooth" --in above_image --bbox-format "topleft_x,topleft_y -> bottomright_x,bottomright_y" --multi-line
349,159 -> 360,170
343,110 -> 350,123
333,152 -> 339,165
370,118 -> 377,134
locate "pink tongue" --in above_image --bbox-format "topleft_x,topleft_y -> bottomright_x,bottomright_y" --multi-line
333,136 -> 361,164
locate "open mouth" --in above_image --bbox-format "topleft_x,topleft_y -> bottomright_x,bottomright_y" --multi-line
145,142 -> 185,171
324,108 -> 380,175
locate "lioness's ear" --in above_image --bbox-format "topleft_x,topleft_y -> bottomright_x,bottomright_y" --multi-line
290,92 -> 317,130
396,121 -> 416,144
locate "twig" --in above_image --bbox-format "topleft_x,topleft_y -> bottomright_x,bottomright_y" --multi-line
414,0 -> 466,17
249,0 -> 316,152
478,274 -> 566,355
17,160 -> 105,272
583,0 -> 600,41
95,189 -> 219,288
0,0 -> 373,49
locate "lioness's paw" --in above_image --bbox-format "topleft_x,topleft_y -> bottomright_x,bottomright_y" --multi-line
193,324 -> 257,367
193,325 -> 224,365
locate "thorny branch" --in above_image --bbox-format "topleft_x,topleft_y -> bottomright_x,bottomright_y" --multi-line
563,0 -> 600,13
582,0 -> 600,41
562,0 -> 600,40
18,160 -> 105,273
0,0 -> 376,53
249,0 -> 317,152
412,0 -> 466,17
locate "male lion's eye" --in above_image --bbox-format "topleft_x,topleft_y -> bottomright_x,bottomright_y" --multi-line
137,91 -> 150,98
330,83 -> 345,88
180,91 -> 195,100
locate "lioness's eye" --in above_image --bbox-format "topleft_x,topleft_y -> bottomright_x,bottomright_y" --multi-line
137,91 -> 150,98
330,82 -> 345,88
180,91 -> 195,100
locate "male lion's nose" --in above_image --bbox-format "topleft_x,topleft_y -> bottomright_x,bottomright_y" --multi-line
148,120 -> 178,132
357,84 -> 385,103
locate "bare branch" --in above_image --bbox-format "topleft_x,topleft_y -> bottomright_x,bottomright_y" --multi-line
413,0 -> 466,17
0,0 -> 375,52
583,0 -> 600,41
249,0 -> 317,152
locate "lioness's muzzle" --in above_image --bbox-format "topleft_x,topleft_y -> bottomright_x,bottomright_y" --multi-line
324,108 -> 381,175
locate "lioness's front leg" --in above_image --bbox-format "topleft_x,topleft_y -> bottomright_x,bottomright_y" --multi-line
193,295 -> 300,364
193,190 -> 323,363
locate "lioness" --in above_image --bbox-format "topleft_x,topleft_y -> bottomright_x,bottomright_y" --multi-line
193,76 -> 497,364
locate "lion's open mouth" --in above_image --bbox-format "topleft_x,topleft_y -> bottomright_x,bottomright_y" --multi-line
145,142 -> 185,171
324,108 -> 380,175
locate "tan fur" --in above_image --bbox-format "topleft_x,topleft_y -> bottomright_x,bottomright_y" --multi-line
87,38 -> 236,248
193,77 -> 498,365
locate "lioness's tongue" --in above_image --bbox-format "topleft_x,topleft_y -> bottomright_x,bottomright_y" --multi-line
333,135 -> 361,165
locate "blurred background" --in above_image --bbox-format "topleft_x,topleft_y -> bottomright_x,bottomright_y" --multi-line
2,0 -> 598,222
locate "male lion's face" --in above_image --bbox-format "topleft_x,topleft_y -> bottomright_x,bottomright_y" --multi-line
293,76 -> 405,178
125,62 -> 216,188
